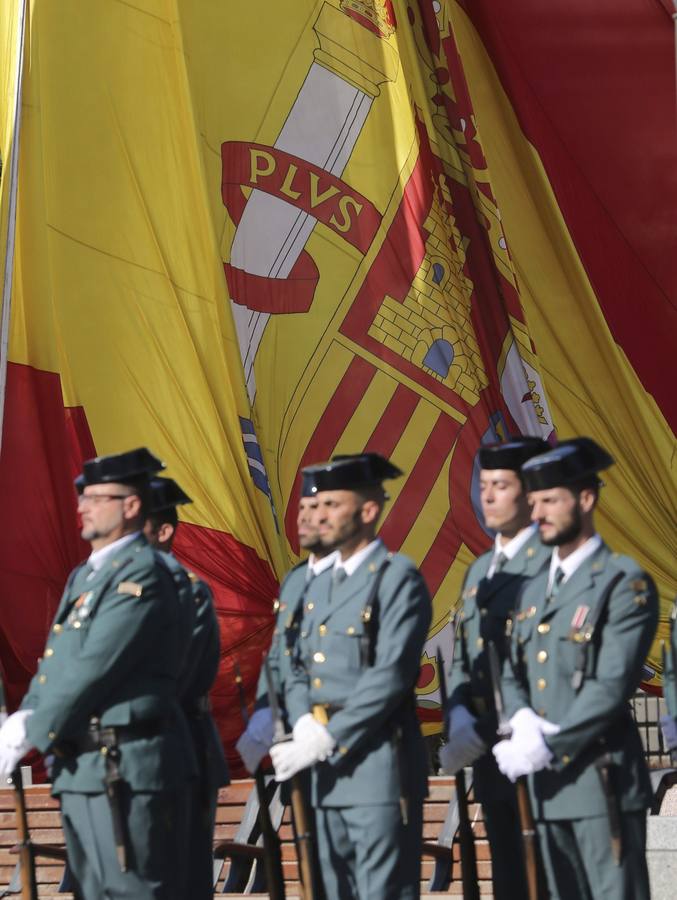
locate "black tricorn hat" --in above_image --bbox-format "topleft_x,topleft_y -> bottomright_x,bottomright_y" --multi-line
148,477 -> 192,514
478,436 -> 550,472
79,447 -> 165,488
300,470 -> 319,498
302,453 -> 403,493
521,437 -> 614,492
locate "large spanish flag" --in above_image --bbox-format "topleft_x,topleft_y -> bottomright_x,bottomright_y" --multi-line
0,0 -> 674,767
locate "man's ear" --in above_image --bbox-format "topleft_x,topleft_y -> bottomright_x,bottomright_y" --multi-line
360,499 -> 382,526
123,494 -> 143,522
158,522 -> 176,545
578,487 -> 598,515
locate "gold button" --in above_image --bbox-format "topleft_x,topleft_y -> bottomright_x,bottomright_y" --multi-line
537,623 -> 550,634
347,626 -> 355,635
38,675 -> 47,684
313,652 -> 326,663
53,624 -> 62,634
45,648 -> 54,657
284,649 -> 291,656
313,677 -> 322,688
339,746 -> 348,755
537,650 -> 548,663
100,746 -> 108,756
48,731 -> 56,740
537,678 -> 547,691
306,602 -> 314,611
562,754 -> 571,765
476,637 -> 484,649
480,609 -> 487,617
273,599 -> 280,613
319,625 -> 327,636
73,621 -> 82,629
537,709 -> 546,717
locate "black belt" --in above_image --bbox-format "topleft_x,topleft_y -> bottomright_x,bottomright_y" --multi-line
54,718 -> 168,757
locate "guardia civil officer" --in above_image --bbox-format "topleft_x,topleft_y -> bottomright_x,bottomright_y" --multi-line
143,476 -> 229,900
236,469 -> 337,773
443,435 -> 550,900
493,438 -> 658,900
0,449 -> 197,900
271,453 -> 432,900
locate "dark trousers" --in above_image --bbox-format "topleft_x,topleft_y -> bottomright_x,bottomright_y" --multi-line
316,801 -> 423,900
482,796 -> 529,900
537,811 -> 649,900
185,781 -> 218,900
60,787 -> 187,900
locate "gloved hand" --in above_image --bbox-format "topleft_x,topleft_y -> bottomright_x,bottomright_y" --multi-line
660,714 -> 677,750
236,730 -> 269,775
270,724 -> 336,782
493,708 -> 560,781
235,707 -> 276,774
438,705 -> 486,774
493,739 -> 535,782
247,708 -> 275,746
0,710 -> 33,779
292,712 -> 331,743
509,707 -> 558,741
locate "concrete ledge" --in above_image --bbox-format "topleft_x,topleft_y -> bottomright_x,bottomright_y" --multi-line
647,816 -> 677,900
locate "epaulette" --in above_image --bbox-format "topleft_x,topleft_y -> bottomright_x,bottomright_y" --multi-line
608,552 -> 639,574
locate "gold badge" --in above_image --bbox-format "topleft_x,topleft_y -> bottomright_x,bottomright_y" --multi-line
117,581 -> 143,597
526,547 -> 535,558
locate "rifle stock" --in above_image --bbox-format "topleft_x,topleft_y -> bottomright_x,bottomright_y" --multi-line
288,775 -> 320,900
487,641 -> 541,900
10,766 -> 38,900
254,769 -> 286,900
437,645 -> 479,900
515,777 -> 539,900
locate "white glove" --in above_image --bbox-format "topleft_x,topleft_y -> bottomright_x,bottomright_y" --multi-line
0,711 -> 33,780
660,714 -> 677,750
493,739 -> 535,782
247,708 -> 275,746
236,730 -> 270,775
493,707 -> 560,781
0,710 -> 33,751
270,725 -> 336,782
438,705 -> 486,774
292,712 -> 331,743
509,707 -> 558,740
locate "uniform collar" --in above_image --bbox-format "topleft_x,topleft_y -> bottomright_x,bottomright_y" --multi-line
334,538 -> 381,578
548,532 -> 602,590
307,551 -> 339,579
488,523 -> 537,578
87,531 -> 141,573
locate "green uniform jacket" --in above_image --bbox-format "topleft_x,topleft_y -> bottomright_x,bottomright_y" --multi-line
447,529 -> 550,802
503,542 -> 658,820
255,561 -> 309,712
160,552 -> 229,790
23,535 -> 196,794
285,542 -> 432,807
